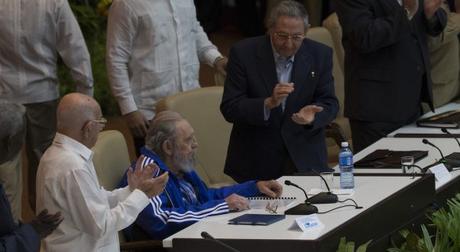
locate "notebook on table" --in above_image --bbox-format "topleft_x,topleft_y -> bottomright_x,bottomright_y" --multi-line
247,197 -> 296,209
354,149 -> 428,168
416,109 -> 460,128
228,214 -> 285,226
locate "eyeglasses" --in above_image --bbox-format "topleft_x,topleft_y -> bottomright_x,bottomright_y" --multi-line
91,117 -> 107,125
274,32 -> 305,42
265,202 -> 278,214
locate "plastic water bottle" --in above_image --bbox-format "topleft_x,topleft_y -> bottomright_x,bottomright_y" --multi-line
339,142 -> 354,189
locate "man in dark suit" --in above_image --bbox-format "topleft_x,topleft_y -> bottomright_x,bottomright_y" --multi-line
334,0 -> 447,152
220,1 -> 339,182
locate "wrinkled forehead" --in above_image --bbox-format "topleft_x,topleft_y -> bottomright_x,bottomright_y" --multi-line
272,16 -> 306,33
174,120 -> 194,139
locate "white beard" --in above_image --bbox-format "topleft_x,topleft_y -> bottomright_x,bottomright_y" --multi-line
172,150 -> 196,173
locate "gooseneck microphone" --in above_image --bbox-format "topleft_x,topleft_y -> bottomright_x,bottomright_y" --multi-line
307,170 -> 338,204
441,128 -> 460,148
422,138 -> 446,160
284,180 -> 318,215
284,180 -> 310,202
440,128 -> 460,169
201,231 -> 240,252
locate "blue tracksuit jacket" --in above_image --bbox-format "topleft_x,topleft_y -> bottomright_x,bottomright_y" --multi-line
118,147 -> 261,240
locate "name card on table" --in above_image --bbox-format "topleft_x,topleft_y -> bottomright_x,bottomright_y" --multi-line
295,214 -> 324,233
428,163 -> 452,185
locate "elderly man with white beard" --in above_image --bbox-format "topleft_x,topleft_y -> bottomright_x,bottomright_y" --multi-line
118,111 -> 283,240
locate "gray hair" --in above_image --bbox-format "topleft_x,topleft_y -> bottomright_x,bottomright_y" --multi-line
145,111 -> 184,160
0,100 -> 26,141
266,0 -> 309,30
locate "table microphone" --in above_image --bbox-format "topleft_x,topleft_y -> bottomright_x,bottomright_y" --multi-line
422,138 -> 446,160
441,128 -> 460,148
308,170 -> 338,204
284,180 -> 318,215
440,128 -> 460,168
422,138 -> 455,171
201,231 -> 240,252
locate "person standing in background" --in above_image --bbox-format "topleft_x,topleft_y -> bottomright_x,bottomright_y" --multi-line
0,0 -> 94,211
428,0 -> 460,108
0,101 -> 27,222
335,0 -> 446,152
221,1 -> 338,182
106,0 -> 228,155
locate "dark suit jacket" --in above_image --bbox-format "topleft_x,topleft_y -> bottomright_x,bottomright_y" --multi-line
220,35 -> 339,182
0,184 -> 40,252
334,0 -> 447,123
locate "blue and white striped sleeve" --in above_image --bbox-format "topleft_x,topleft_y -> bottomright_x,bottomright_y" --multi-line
135,194 -> 229,240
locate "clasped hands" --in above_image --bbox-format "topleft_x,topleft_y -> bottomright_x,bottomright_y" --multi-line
264,83 -> 323,125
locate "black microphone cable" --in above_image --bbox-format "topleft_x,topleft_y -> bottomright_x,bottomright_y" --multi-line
317,198 -> 363,214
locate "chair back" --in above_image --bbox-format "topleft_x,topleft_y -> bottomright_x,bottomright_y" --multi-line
92,130 -> 131,191
156,87 -> 236,187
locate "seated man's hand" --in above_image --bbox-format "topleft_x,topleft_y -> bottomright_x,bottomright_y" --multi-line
30,209 -> 63,239
291,105 -> 323,125
256,180 -> 283,198
225,194 -> 249,211
138,172 -> 169,198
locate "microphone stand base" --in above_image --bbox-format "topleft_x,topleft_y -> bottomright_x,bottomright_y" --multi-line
309,192 -> 339,204
285,203 -> 318,215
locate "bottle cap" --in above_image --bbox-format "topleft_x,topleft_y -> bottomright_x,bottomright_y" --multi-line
341,142 -> 349,148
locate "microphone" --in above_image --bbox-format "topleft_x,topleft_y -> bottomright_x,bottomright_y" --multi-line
422,138 -> 455,172
307,170 -> 338,204
440,128 -> 460,169
422,138 -> 445,160
441,128 -> 460,148
201,231 -> 240,252
283,180 -> 318,215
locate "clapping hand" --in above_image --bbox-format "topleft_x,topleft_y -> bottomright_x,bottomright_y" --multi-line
265,83 -> 295,109
291,105 -> 323,125
128,155 -> 169,198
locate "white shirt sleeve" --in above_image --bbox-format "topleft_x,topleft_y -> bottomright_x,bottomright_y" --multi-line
106,0 -> 138,115
103,186 -> 133,208
55,0 -> 94,96
64,168 -> 149,239
194,21 -> 222,67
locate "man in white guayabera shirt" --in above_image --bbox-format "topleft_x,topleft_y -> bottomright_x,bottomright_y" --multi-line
36,93 -> 169,252
0,0 -> 94,211
106,0 -> 228,154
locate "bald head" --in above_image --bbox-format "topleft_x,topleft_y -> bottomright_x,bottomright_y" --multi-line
57,93 -> 101,133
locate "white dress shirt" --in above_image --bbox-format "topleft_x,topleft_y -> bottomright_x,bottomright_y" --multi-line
36,133 -> 149,252
0,0 -> 93,104
106,0 -> 222,119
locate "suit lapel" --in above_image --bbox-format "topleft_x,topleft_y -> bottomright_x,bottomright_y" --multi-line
285,42 -> 313,116
256,36 -> 279,96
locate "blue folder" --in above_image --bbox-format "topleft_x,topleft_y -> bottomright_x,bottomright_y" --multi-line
228,214 -> 285,226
